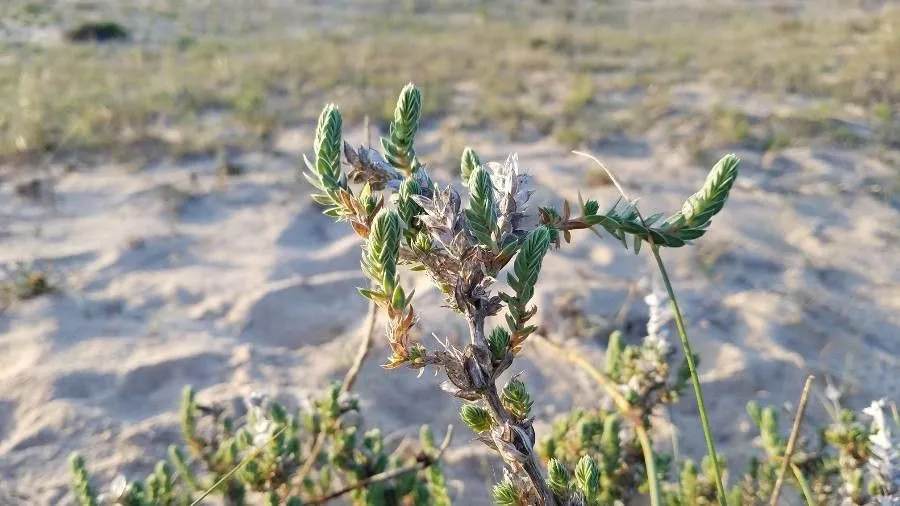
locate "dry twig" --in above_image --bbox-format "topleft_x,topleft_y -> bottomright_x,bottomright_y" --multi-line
770,374 -> 815,506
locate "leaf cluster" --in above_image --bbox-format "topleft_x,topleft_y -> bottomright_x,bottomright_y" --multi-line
70,384 -> 450,506
300,83 -> 746,505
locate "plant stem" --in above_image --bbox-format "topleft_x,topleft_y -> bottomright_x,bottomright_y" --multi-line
650,245 -> 727,505
470,312 -> 488,347
535,334 -> 661,506
523,451 -> 557,506
341,298 -> 378,394
468,314 -> 558,506
790,463 -> 817,506
771,374 -> 815,506
481,380 -> 555,504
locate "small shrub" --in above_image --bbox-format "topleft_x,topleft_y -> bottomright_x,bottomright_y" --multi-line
217,149 -> 246,179
13,178 -> 50,201
66,22 -> 130,43
305,82 -> 739,504
70,385 -> 451,505
561,76 -> 596,118
0,261 -> 60,307
711,106 -> 752,145
553,124 -> 588,150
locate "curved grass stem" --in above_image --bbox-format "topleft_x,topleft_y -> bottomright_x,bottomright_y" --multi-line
790,463 -> 817,506
535,334 -> 661,506
650,245 -> 727,505
573,149 -> 726,505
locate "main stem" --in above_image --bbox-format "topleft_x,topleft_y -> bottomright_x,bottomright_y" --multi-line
468,315 -> 558,506
650,246 -> 727,505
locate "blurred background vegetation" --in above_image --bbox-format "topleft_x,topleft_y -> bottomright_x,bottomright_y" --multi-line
0,0 -> 896,168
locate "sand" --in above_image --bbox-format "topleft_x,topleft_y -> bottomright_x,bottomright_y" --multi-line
2,119 -> 899,505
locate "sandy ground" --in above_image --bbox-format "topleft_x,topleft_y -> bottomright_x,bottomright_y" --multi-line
2,118 -> 900,504
2,1 -> 900,505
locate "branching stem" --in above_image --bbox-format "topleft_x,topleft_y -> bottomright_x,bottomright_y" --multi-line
468,314 -> 558,506
573,149 -> 727,505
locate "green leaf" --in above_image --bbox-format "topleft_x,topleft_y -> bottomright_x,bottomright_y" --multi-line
746,401 -> 761,425
680,154 -> 740,228
381,83 -> 423,174
69,453 -> 99,506
180,385 -> 202,451
398,178 -> 424,238
413,231 -> 432,253
364,209 -> 403,295
680,460 -> 698,496
574,455 -> 600,501
600,414 -> 621,472
312,104 -> 344,189
547,458 -> 570,497
487,327 -> 511,359
460,404 -> 493,433
269,402 -> 287,426
498,238 -> 520,259
460,147 -> 481,185
504,226 -> 552,341
605,330 -> 624,378
420,425 -> 452,506
511,226 -> 551,294
168,445 -> 206,491
466,165 -> 498,249
314,105 -> 342,174
359,183 -> 378,215
391,284 -> 406,310
357,287 -> 380,301
578,157 -> 739,252
309,194 -> 333,206
491,477 -> 519,506
304,104 -> 351,217
501,378 -> 533,421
